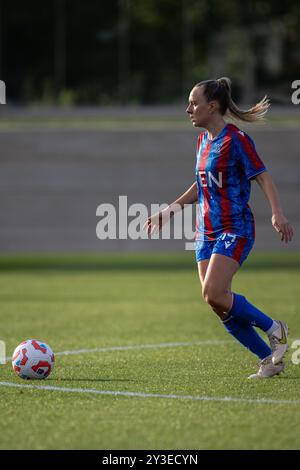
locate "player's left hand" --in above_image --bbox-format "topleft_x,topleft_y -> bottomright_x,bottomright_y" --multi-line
272,212 -> 294,243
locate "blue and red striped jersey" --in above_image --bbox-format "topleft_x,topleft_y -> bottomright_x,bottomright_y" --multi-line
195,123 -> 266,240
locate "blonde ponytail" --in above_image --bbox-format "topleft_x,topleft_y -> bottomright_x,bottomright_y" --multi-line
196,77 -> 270,122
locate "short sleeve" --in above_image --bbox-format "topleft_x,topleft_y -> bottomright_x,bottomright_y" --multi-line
234,130 -> 267,180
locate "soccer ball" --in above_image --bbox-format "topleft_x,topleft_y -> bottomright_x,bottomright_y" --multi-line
12,339 -> 55,380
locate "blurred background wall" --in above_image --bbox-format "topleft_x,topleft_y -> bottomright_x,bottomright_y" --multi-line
0,0 -> 299,253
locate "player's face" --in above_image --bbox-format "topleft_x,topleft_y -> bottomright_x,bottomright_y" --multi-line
186,86 -> 212,127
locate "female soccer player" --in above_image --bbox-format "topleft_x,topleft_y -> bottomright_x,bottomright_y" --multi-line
144,77 -> 294,379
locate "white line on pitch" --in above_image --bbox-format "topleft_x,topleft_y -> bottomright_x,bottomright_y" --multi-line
55,340 -> 229,356
5,339 -> 229,362
0,381 -> 299,406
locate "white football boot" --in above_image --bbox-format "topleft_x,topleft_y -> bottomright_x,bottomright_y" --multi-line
248,355 -> 285,379
268,320 -> 289,365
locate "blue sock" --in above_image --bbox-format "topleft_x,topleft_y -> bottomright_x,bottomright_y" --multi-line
223,316 -> 272,360
229,293 -> 273,332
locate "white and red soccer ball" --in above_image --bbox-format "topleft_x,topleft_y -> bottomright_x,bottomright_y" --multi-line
12,339 -> 55,380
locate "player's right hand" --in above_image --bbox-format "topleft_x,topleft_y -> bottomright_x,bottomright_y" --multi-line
143,209 -> 170,235
142,211 -> 163,235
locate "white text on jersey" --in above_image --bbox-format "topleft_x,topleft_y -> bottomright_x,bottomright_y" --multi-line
198,171 -> 223,188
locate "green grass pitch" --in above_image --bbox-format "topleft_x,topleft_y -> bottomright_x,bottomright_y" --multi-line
0,252 -> 299,450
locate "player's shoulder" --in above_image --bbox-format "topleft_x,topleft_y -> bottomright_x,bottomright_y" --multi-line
226,123 -> 253,143
226,123 -> 244,137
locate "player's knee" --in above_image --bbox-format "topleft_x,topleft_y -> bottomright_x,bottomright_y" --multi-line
202,284 -> 223,309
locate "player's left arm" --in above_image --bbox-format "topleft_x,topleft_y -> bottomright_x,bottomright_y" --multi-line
255,171 -> 294,243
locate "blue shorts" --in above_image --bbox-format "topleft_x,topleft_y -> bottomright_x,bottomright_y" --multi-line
195,233 -> 254,266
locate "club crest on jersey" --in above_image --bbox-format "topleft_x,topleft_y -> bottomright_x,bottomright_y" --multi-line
198,171 -> 223,188
213,143 -> 222,153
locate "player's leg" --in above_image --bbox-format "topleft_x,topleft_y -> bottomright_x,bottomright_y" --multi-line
203,251 -> 278,327
198,257 -> 268,361
196,239 -> 240,314
209,235 -> 288,365
201,253 -> 273,361
197,259 -> 209,286
196,240 -> 233,318
229,288 -> 289,365
201,253 -> 239,319
202,253 -> 286,377
198,259 -> 233,320
196,236 -> 287,373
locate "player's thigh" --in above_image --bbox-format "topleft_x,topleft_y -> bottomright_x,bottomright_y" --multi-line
195,240 -> 214,287
203,234 -> 254,295
197,259 -> 210,287
203,253 -> 240,297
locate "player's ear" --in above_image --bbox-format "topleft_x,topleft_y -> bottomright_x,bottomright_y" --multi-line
208,100 -> 218,114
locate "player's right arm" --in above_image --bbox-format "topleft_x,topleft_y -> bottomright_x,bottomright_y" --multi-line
143,182 -> 198,235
